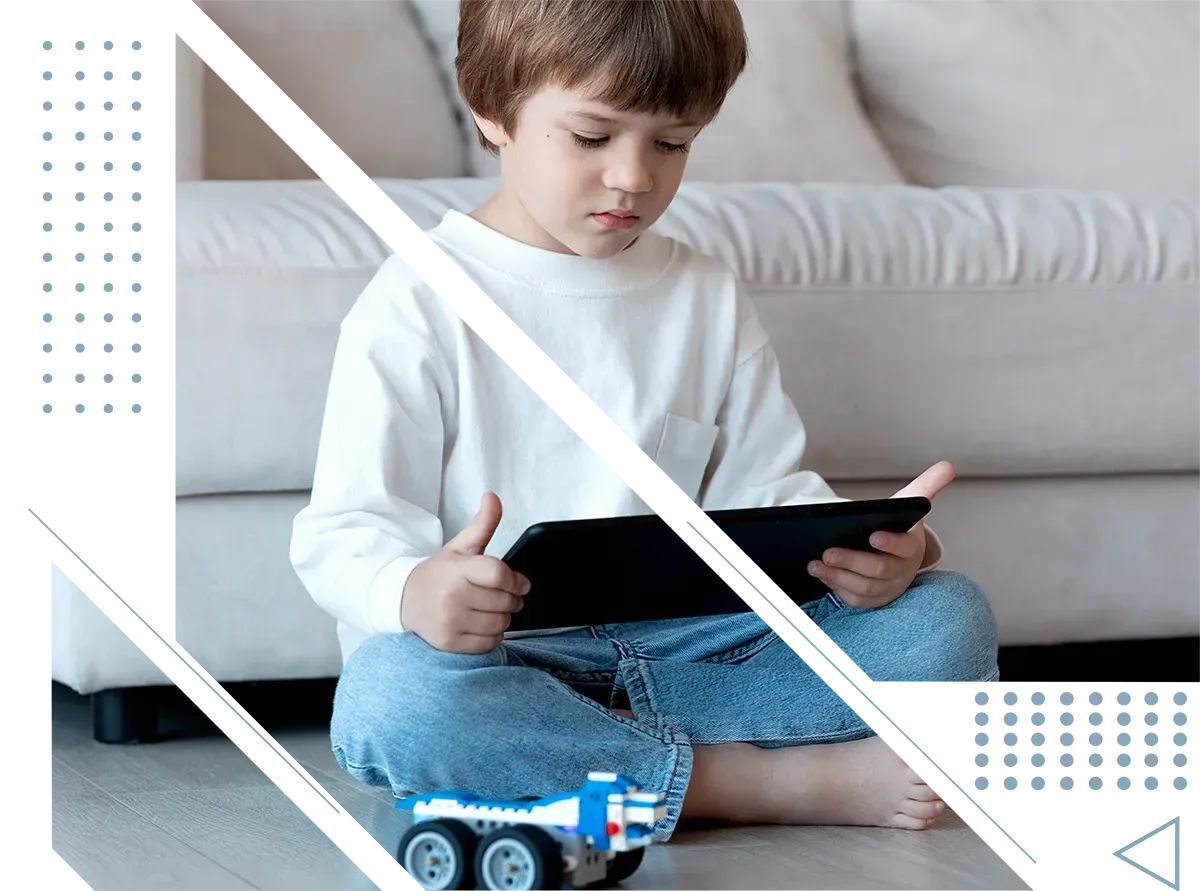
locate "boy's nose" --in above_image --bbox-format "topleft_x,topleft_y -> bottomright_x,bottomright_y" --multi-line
603,158 -> 653,194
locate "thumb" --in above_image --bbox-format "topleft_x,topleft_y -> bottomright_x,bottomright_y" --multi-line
892,460 -> 956,501
446,492 -> 503,555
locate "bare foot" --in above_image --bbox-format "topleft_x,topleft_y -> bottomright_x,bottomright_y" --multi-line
762,735 -> 945,829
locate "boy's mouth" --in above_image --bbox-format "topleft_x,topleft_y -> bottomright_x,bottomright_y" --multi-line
591,211 -> 640,230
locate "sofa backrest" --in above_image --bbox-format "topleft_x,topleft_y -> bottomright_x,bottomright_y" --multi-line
175,179 -> 1199,495
177,1 -> 1198,195
851,0 -> 1200,196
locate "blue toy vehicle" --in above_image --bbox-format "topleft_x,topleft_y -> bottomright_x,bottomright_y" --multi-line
394,771 -> 665,890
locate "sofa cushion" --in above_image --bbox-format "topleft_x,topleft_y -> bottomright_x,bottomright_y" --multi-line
850,0 -> 1200,195
835,474 -> 1200,647
406,0 -> 500,180
176,179 -> 1199,496
408,0 -> 903,184
197,0 -> 464,180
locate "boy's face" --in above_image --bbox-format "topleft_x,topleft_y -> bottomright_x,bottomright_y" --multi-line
473,85 -> 703,258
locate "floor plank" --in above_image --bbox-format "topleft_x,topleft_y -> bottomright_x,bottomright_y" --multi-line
270,727 -> 395,798
54,728 -> 279,795
53,685 -> 1028,890
52,757 -> 256,890
111,784 -> 400,891
721,817 -> 1026,890
53,683 -> 277,795
629,841 -> 877,890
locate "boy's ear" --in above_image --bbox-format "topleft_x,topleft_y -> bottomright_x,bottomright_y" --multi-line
471,111 -> 510,150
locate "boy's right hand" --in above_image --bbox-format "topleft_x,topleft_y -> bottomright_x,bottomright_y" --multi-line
400,492 -> 530,654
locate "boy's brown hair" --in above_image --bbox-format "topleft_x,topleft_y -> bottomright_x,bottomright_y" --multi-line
457,0 -> 748,154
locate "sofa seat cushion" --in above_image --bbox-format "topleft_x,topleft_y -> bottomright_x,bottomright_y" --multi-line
176,179 -> 1198,496
53,492 -> 345,693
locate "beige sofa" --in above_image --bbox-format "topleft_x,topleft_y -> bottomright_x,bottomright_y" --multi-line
53,1 -> 1200,732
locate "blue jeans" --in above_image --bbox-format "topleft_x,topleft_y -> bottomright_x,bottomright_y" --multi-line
330,569 -> 997,840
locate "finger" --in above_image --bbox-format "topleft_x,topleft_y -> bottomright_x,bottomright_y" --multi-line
811,564 -> 888,607
459,609 -> 512,637
891,460 -> 956,501
463,555 -> 528,594
821,547 -> 904,580
462,584 -> 525,615
452,632 -> 505,654
867,529 -> 925,560
445,492 -> 503,556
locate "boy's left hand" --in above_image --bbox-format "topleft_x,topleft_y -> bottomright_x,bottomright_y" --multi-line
807,461 -> 955,609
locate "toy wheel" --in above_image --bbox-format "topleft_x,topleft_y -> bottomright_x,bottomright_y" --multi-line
475,825 -> 563,890
398,819 -> 477,890
604,848 -> 645,885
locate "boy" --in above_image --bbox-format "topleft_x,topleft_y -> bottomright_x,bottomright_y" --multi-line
291,0 -> 997,841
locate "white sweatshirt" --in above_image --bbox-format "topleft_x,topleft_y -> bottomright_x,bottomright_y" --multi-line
290,210 -> 942,662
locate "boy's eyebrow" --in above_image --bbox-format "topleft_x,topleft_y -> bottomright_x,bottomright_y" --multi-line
566,110 -> 700,128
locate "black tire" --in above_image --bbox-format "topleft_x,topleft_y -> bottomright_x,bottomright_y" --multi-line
474,825 -> 563,890
586,847 -> 646,888
398,819 -> 478,890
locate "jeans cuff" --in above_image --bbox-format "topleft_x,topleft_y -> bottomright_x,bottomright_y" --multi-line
651,726 -> 693,842
621,655 -> 693,842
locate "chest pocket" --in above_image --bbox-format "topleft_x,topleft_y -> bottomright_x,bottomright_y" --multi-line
653,412 -> 720,502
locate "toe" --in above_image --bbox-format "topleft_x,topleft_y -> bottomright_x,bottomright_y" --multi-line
900,798 -> 943,820
892,813 -> 932,830
907,783 -> 941,802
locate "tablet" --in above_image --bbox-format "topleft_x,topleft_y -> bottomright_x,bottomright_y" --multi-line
502,496 -> 931,632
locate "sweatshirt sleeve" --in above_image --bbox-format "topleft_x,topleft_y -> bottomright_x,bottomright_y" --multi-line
699,285 -> 944,573
289,266 -> 453,635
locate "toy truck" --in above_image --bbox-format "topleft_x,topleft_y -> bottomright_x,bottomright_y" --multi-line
394,771 -> 666,890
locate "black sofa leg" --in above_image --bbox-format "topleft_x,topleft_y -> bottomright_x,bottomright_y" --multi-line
92,688 -> 160,744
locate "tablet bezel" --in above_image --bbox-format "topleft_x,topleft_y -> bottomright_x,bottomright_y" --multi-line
502,496 -> 932,632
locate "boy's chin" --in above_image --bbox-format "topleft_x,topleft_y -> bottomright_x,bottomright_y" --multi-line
563,229 -> 640,260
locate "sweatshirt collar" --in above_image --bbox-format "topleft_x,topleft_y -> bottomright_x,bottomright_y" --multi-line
429,209 -> 675,295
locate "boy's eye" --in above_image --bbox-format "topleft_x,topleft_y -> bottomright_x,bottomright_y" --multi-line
570,133 -> 608,149
568,133 -> 691,155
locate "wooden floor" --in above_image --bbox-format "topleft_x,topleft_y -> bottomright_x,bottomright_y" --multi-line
52,684 -> 1027,890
